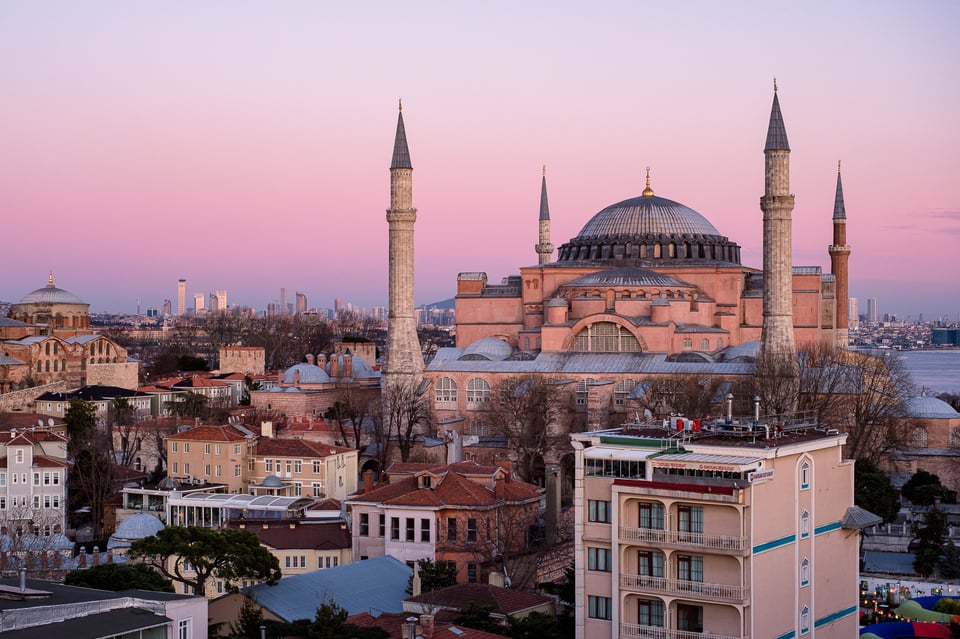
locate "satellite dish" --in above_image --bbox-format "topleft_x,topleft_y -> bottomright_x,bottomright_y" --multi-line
48,418 -> 55,427
38,419 -> 44,428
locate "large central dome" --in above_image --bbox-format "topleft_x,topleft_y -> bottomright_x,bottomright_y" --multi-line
554,189 -> 741,267
577,194 -> 722,238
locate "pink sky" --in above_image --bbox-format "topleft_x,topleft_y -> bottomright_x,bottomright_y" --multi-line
1,2 -> 958,319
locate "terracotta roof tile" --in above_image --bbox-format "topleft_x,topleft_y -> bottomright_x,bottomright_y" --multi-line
224,520 -> 351,551
166,425 -> 249,442
406,583 -> 555,617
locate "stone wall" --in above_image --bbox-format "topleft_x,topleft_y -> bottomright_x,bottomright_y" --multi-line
219,346 -> 266,375
86,362 -> 140,390
0,381 -> 66,412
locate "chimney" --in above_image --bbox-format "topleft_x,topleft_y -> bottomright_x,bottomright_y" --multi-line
78,547 -> 87,568
419,614 -> 435,639
317,353 -> 327,369
92,546 -> 100,567
306,353 -> 315,365
363,470 -> 374,493
194,417 -> 201,428
330,356 -> 339,378
495,475 -> 505,499
343,354 -> 353,378
495,460 -> 512,482
18,568 -> 26,592
488,571 -> 505,587
293,369 -> 301,385
262,421 -> 273,438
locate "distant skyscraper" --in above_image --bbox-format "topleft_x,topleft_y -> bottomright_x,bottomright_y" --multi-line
295,292 -> 307,315
335,298 -> 343,314
209,290 -> 227,313
136,296 -> 141,315
848,297 -> 859,329
162,299 -> 172,316
280,288 -> 288,314
867,297 -> 878,323
177,279 -> 187,316
194,294 -> 205,314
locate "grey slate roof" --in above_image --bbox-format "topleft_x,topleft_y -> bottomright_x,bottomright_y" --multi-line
391,108 -> 412,169
764,90 -> 790,151
862,550 -> 916,576
0,354 -> 27,366
245,555 -> 413,621
563,267 -> 687,289
0,317 -> 32,327
0,608 -> 170,639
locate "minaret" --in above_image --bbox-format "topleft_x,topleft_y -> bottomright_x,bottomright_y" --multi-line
535,166 -> 554,265
829,161 -> 851,348
383,101 -> 424,385
758,82 -> 798,408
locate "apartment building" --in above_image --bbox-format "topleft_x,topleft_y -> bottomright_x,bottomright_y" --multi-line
346,461 -> 543,585
249,438 -> 358,501
0,428 -> 68,539
572,417 -> 865,639
166,424 -> 255,493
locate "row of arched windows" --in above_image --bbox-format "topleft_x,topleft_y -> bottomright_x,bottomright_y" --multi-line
433,377 -> 491,407
37,359 -> 67,373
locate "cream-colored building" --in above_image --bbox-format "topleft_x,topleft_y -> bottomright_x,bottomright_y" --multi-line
166,424 -> 256,493
572,415 -> 865,639
249,438 -> 358,502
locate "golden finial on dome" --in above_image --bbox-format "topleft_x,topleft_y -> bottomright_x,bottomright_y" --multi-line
773,77 -> 778,93
642,166 -> 655,197
47,272 -> 54,287
398,99 -> 402,112
837,160 -> 842,173
542,165 -> 546,177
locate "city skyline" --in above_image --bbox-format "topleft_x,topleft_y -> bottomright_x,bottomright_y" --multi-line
2,2 -> 958,318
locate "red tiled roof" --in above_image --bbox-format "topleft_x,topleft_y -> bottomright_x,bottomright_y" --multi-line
0,413 -> 66,429
166,425 -> 249,442
406,583 -> 555,617
349,612 -> 511,639
256,438 -> 354,458
0,454 -> 67,469
223,520 -> 351,551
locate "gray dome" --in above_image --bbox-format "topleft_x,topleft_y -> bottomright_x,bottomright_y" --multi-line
157,476 -> 182,491
18,282 -> 86,305
563,267 -> 688,289
719,340 -> 759,362
262,475 -> 283,487
578,195 -> 721,238
112,513 -> 165,542
283,363 -> 331,384
905,395 -> 960,419
555,193 -> 741,266
459,337 -> 514,361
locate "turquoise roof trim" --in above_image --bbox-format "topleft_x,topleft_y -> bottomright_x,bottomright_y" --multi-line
752,533 -> 795,554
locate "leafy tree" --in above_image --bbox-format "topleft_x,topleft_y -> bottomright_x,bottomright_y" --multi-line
912,508 -> 948,578
933,597 -> 960,615
164,391 -> 210,420
66,398 -> 116,540
508,611 -> 572,639
453,603 -> 504,634
64,563 -> 174,592
305,600 -> 388,639
177,355 -> 209,372
240,375 -> 261,406
407,558 -> 457,595
902,470 -> 950,507
854,459 -> 900,523
940,543 -> 960,580
130,526 -> 281,595
231,594 -> 265,638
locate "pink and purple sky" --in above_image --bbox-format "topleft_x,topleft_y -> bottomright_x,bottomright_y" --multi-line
2,2 -> 958,319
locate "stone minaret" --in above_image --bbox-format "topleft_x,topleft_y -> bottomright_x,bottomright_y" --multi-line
535,166 -> 554,265
383,101 -> 424,384
829,161 -> 851,348
758,84 -> 798,407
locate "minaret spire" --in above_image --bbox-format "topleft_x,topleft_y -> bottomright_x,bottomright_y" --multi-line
535,166 -> 554,265
758,84 -> 798,414
384,101 -> 424,395
830,161 -> 852,347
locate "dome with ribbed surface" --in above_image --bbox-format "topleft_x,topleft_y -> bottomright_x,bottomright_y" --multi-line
555,193 -> 741,266
905,395 -> 960,419
283,363 -> 331,384
17,277 -> 86,305
562,267 -> 688,289
108,513 -> 165,549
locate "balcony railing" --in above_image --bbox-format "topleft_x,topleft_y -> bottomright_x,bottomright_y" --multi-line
620,623 -> 747,639
620,573 -> 749,604
620,527 -> 747,552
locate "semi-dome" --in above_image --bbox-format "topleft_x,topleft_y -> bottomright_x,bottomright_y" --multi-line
555,188 -> 741,267
262,475 -> 283,487
17,276 -> 86,305
562,266 -> 688,289
904,395 -> 960,419
108,513 -> 165,549
458,337 -> 514,361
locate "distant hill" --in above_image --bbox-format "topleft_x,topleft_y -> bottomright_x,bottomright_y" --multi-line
423,298 -> 455,310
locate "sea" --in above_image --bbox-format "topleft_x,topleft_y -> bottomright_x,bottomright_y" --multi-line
895,350 -> 960,396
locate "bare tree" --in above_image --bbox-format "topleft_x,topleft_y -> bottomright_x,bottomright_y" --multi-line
107,397 -> 143,468
483,376 -> 572,485
754,353 -> 800,418
325,386 -> 375,451
641,374 -> 727,418
382,378 -> 432,463
65,398 -> 117,540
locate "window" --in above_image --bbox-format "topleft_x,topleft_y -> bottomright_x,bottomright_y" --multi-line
204,464 -> 211,476
467,518 -> 477,543
405,518 -> 415,542
215,464 -> 221,477
313,460 -> 322,473
0,474 -> 5,487
677,505 -> 704,539
173,462 -> 178,474
637,550 -> 664,577
800,511 -> 810,539
800,461 -> 810,490
285,556 -> 292,568
0,497 -> 5,510
588,500 -> 611,523
312,482 -> 322,497
571,322 -> 641,352
637,599 -> 664,627
682,338 -> 693,351
235,464 -> 242,477
677,555 -> 703,583
235,444 -> 242,455
912,428 -> 928,448
178,618 -> 191,639
265,459 -> 273,472
435,377 -> 458,404
33,472 -> 40,486
172,441 -> 178,452
295,460 -> 302,473
16,449 -> 24,464
467,562 -> 478,583
677,604 -> 703,633
204,443 -> 211,454
215,444 -> 221,455
294,482 -> 302,496
588,547 -> 612,572
183,463 -> 190,474
379,515 -> 385,537
34,496 -> 40,508
52,472 -> 59,485
614,378 -> 636,406
43,472 -> 50,485
800,606 -> 810,634
466,378 -> 490,406
183,443 -> 189,452
588,596 -> 612,620
800,557 -> 810,587
44,495 -> 51,508
576,378 -> 595,406
447,517 -> 457,541
52,495 -> 60,508
391,517 -> 400,541
638,502 -> 664,529
286,461 -> 292,473
421,518 -> 430,543
701,338 -> 710,351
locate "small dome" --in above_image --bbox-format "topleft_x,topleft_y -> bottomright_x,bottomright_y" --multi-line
113,513 -> 165,541
262,475 -> 283,488
283,363 -> 331,384
157,476 -> 182,491
719,340 -> 759,363
563,266 -> 688,289
546,297 -> 568,308
459,337 -> 514,361
17,276 -> 86,305
905,395 -> 960,419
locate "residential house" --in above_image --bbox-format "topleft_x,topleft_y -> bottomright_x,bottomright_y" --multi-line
166,424 -> 255,493
0,428 -> 68,539
249,438 -> 358,501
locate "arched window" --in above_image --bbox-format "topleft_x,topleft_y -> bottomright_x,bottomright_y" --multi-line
951,428 -> 960,447
800,511 -> 810,539
53,342 -> 58,355
435,377 -> 457,405
717,338 -> 724,349
571,322 -> 641,353
45,360 -> 50,372
37,362 -> 42,373
62,359 -> 66,371
45,343 -> 50,356
53,360 -> 58,372
614,378 -> 636,406
800,606 -> 810,634
470,419 -> 489,436
576,378 -> 596,406
912,428 -> 928,448
800,461 -> 810,490
700,339 -> 710,351
682,338 -> 693,351
800,558 -> 810,587
466,378 -> 490,406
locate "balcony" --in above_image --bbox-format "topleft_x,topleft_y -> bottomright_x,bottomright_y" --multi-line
620,527 -> 747,554
620,573 -> 749,604
620,623 -> 747,639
